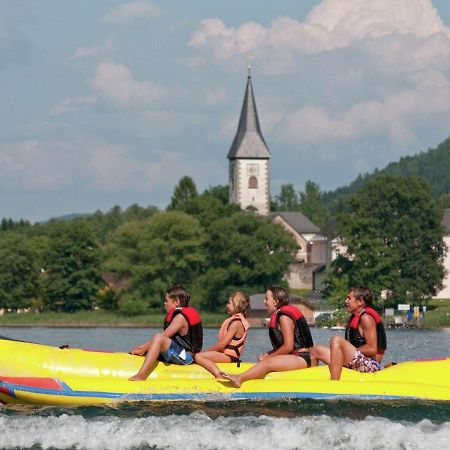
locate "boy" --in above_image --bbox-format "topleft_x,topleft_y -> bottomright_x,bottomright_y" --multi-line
128,284 -> 203,381
311,286 -> 386,380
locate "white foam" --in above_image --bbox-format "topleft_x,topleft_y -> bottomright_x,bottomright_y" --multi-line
0,413 -> 449,450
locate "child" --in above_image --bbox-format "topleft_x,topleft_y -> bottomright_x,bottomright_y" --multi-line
128,284 -> 203,381
194,291 -> 250,378
311,286 -> 387,380
221,286 -> 313,388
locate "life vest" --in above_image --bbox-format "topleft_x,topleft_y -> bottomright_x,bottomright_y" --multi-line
345,306 -> 387,355
164,306 -> 203,354
217,313 -> 250,361
268,305 -> 314,351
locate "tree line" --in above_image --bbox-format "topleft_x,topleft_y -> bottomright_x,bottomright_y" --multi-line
0,180 -> 298,315
1,172 -> 447,315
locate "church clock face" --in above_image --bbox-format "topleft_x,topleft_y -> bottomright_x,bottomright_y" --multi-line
247,163 -> 259,176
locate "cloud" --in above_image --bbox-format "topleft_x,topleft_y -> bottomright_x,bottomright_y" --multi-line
190,0 -> 450,63
282,74 -> 450,149
50,96 -> 98,116
190,0 -> 450,154
0,140 -> 80,190
104,1 -> 161,25
71,37 -> 116,60
90,59 -> 166,106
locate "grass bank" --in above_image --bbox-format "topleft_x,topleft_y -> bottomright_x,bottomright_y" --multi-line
422,298 -> 450,328
0,309 -> 227,328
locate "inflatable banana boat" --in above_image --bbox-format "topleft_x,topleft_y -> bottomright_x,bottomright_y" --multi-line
0,336 -> 449,406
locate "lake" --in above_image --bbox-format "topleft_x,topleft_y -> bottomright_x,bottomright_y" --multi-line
1,327 -> 449,450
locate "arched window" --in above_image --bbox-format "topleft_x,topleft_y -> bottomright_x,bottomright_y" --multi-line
248,176 -> 258,189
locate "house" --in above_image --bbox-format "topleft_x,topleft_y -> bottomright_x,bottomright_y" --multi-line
436,209 -> 450,299
270,212 -> 327,290
248,293 -> 316,326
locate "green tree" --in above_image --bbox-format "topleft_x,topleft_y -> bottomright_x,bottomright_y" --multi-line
43,221 -> 102,312
327,174 -> 446,306
104,211 -> 206,313
0,232 -> 42,310
299,180 -> 329,228
168,176 -> 198,210
195,211 -> 298,310
273,184 -> 301,211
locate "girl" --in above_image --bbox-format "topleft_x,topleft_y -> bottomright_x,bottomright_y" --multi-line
194,291 -> 250,378
221,286 -> 313,388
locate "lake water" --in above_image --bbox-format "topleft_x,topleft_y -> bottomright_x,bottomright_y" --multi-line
1,327 -> 450,450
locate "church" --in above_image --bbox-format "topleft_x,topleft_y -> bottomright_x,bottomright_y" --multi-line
226,68 -> 328,290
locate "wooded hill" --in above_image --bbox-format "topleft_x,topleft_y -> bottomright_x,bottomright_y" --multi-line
323,136 -> 450,213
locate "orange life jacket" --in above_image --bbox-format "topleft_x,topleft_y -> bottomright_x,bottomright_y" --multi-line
218,313 -> 250,361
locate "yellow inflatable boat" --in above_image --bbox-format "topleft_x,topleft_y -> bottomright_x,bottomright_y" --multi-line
0,337 -> 449,406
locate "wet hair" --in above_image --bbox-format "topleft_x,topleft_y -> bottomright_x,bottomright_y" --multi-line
166,284 -> 191,307
349,286 -> 373,306
267,286 -> 290,308
229,291 -> 250,318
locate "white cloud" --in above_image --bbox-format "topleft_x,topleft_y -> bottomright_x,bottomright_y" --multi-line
90,59 -> 166,106
189,0 -> 450,79
50,96 -> 97,116
282,75 -> 450,149
0,140 -> 80,190
104,1 -> 161,25
71,37 -> 116,60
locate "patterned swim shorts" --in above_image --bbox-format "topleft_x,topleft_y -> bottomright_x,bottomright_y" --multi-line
347,350 -> 381,373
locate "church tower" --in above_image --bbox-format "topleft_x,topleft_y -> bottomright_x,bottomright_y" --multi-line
227,67 -> 271,215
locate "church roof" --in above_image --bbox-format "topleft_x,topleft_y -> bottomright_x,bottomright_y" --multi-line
270,211 -> 320,234
227,68 -> 271,160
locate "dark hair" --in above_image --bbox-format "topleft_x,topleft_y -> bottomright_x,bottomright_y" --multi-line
267,286 -> 289,307
349,286 -> 373,306
166,284 -> 190,307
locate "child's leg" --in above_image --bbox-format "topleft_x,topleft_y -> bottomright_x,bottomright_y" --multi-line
310,344 -> 331,367
194,351 -> 232,378
129,333 -> 172,381
329,336 -> 356,380
222,355 -> 307,388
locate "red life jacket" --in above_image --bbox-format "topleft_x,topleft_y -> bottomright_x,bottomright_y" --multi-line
268,305 -> 314,351
345,306 -> 387,355
217,313 -> 250,361
164,306 -> 203,353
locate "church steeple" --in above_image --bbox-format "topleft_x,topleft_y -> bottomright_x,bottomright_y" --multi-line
227,66 -> 271,160
227,68 -> 271,215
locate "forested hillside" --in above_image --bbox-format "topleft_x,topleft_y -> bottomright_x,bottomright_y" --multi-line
323,136 -> 450,212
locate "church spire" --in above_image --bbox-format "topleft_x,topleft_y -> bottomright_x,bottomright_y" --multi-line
227,68 -> 271,160
227,68 -> 271,216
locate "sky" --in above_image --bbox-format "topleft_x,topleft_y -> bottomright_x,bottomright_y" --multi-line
2,0 -> 450,222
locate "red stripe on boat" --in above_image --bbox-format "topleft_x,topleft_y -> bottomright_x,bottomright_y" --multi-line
0,377 -> 63,390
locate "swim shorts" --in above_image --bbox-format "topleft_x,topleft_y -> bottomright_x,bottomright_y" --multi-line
347,350 -> 381,373
159,339 -> 194,365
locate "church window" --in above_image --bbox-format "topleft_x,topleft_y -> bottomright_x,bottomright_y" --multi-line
249,176 -> 258,189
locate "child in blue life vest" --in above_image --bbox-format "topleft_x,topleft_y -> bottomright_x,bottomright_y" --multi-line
128,284 -> 203,381
221,286 -> 313,388
194,291 -> 250,378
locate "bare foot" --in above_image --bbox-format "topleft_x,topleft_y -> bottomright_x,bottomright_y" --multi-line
129,346 -> 146,356
128,374 -> 147,381
220,371 -> 242,388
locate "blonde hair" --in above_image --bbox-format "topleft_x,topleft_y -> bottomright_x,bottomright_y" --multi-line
230,291 -> 250,317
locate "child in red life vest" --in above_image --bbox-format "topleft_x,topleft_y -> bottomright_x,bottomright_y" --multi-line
221,286 -> 314,388
310,286 -> 387,380
194,291 -> 250,378
128,284 -> 203,381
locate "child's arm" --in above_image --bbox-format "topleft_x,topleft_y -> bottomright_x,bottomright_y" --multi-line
204,320 -> 243,352
265,315 -> 295,358
162,313 -> 188,338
